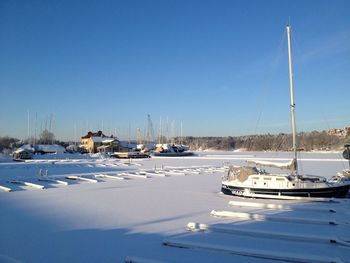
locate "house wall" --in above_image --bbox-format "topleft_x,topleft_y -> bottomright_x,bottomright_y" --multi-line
93,141 -> 102,153
81,138 -> 95,153
81,134 -> 120,153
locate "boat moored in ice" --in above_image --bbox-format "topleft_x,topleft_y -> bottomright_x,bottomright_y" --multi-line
221,25 -> 350,199
152,143 -> 194,157
222,159 -> 350,198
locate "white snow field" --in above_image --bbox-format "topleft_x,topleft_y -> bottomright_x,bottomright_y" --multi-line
0,151 -> 349,263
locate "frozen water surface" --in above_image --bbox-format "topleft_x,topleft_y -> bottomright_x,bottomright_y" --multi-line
0,151 -> 349,262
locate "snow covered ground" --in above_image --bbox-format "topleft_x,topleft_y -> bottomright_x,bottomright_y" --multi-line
0,151 -> 349,263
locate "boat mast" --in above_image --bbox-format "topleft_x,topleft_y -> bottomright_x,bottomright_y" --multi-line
286,25 -> 298,174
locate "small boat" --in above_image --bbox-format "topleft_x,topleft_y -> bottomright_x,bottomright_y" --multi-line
12,149 -> 33,161
110,151 -> 150,159
152,144 -> 194,157
222,25 -> 350,199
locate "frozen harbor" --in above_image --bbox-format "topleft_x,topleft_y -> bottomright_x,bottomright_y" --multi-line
0,151 -> 349,263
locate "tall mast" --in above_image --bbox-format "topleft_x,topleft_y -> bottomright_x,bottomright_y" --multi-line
146,114 -> 154,144
286,25 -> 298,174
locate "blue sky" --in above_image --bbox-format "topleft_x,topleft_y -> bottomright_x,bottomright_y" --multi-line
0,0 -> 349,141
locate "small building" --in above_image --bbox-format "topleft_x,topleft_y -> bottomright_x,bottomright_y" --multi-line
35,144 -> 66,154
328,127 -> 350,138
344,126 -> 350,136
80,131 -> 120,153
328,128 -> 343,137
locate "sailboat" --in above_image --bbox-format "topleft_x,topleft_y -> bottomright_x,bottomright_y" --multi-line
221,25 -> 350,199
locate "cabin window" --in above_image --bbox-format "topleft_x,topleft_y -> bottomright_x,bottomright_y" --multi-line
263,178 -> 272,180
276,178 -> 285,181
252,177 -> 260,180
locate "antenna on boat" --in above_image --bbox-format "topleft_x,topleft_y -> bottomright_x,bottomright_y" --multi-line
286,24 -> 298,175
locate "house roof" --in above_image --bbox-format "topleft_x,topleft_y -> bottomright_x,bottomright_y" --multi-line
91,137 -> 115,143
81,131 -> 107,139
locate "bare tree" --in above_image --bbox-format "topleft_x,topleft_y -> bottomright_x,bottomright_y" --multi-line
0,136 -> 19,151
38,129 -> 55,144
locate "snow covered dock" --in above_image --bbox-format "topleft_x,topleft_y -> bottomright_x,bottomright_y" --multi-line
0,151 -> 349,263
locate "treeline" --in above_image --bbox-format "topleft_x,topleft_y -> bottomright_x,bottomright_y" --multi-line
0,129 -> 64,153
1,130 -> 349,153
179,131 -> 349,151
0,136 -> 18,152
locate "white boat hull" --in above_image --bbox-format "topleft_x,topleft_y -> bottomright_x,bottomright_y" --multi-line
221,182 -> 350,198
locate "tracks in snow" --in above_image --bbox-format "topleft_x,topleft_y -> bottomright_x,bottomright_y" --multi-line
163,238 -> 346,263
161,197 -> 350,263
186,222 -> 350,246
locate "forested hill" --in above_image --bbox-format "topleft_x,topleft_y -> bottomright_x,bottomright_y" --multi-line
180,131 -> 350,151
1,129 -> 349,153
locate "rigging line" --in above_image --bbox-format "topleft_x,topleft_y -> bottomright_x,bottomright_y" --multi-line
249,29 -> 286,154
248,30 -> 286,152
290,25 -> 301,67
253,28 -> 287,135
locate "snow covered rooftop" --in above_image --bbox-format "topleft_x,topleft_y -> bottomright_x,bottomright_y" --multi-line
91,137 -> 115,143
0,151 -> 349,262
16,144 -> 35,153
35,144 -> 66,153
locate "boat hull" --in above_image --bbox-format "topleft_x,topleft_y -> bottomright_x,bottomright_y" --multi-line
152,152 -> 194,157
111,152 -> 150,159
221,184 -> 350,198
